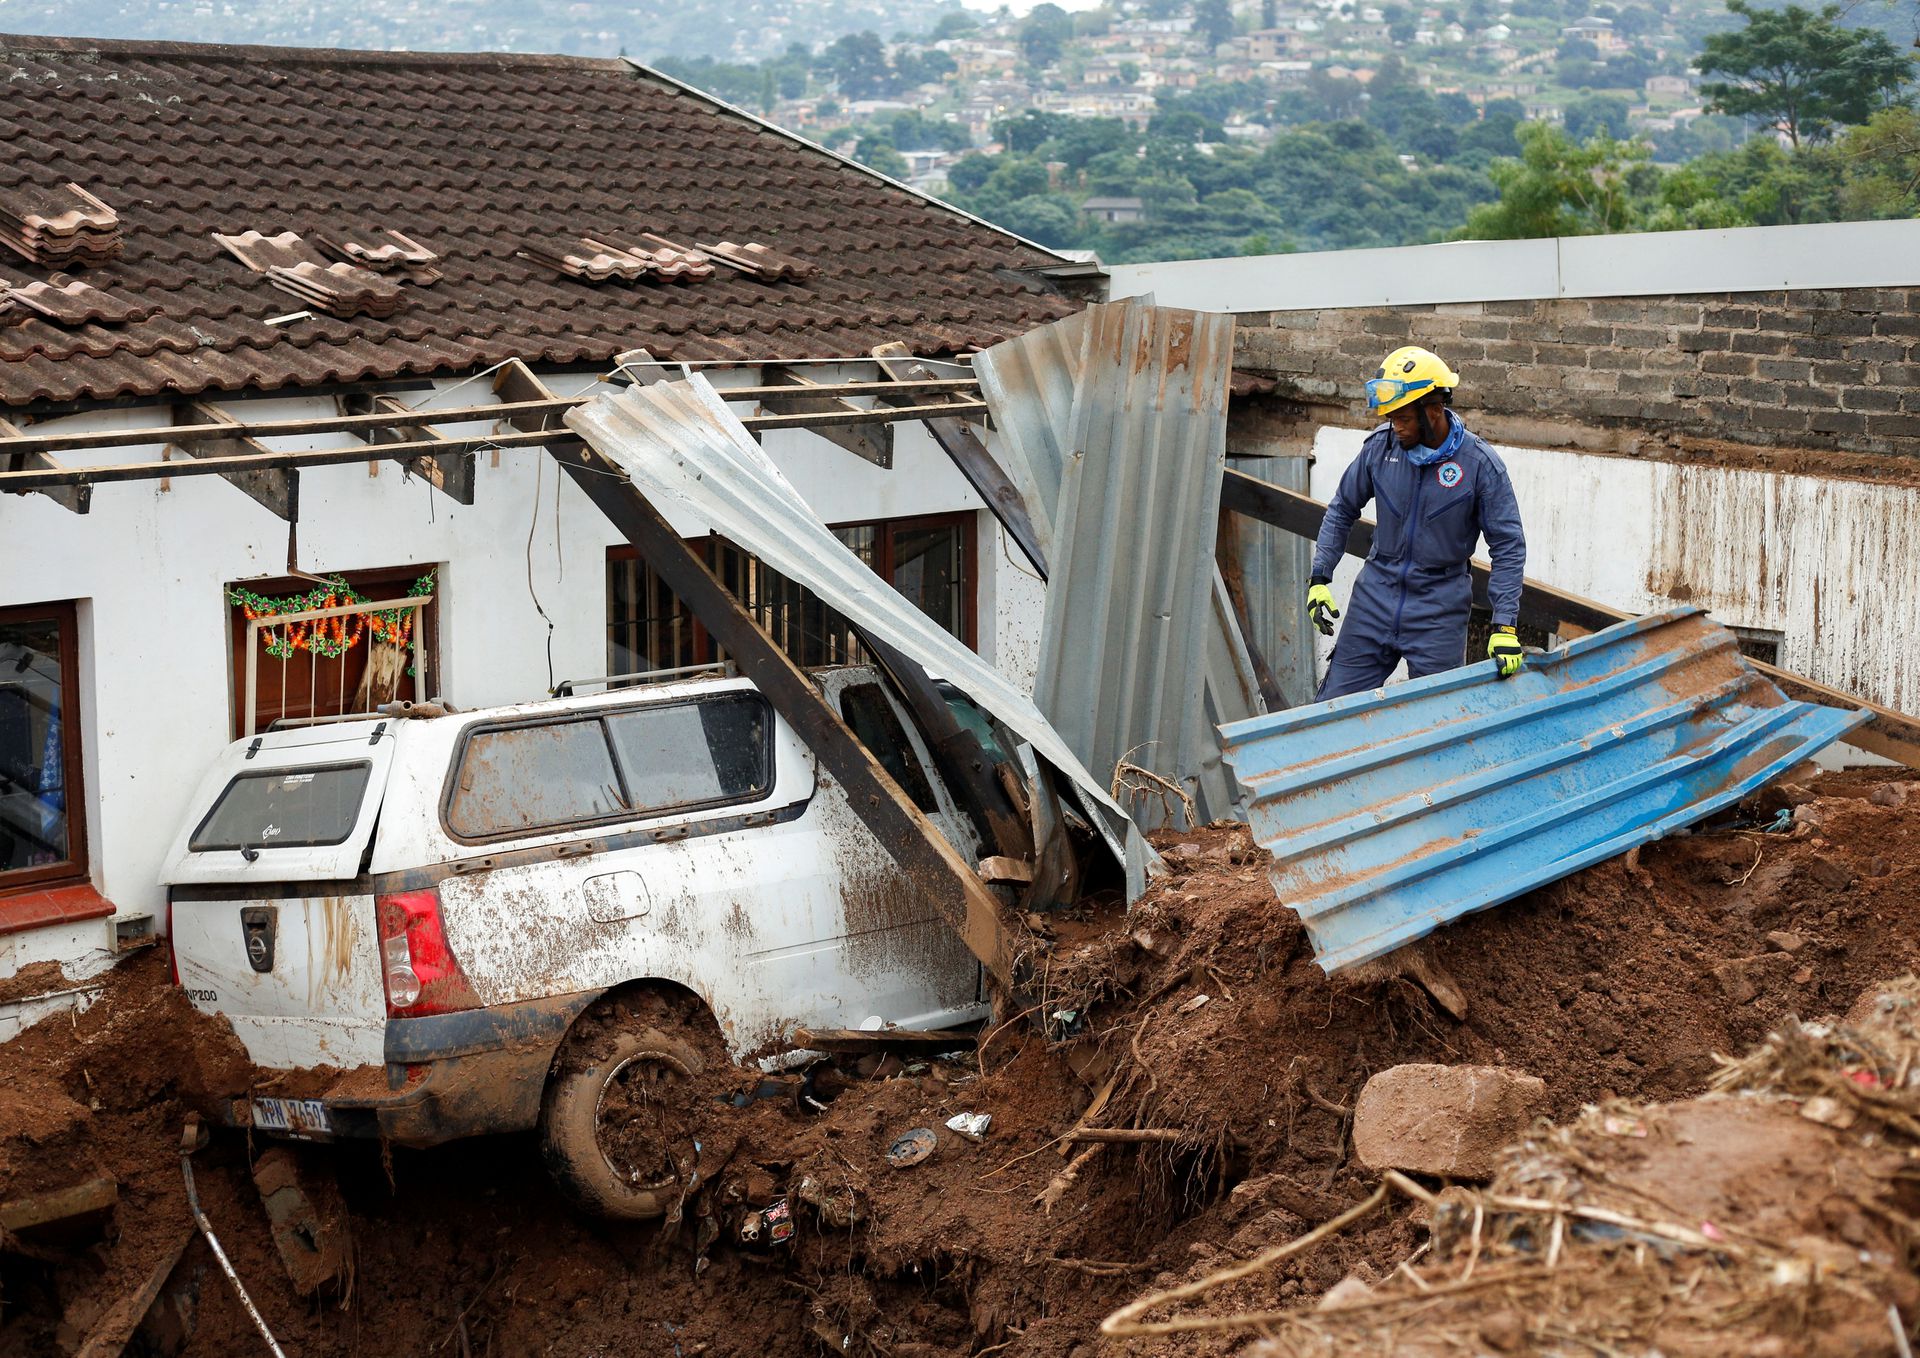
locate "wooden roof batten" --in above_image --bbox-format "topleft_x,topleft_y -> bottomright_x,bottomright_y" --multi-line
0,371 -> 990,500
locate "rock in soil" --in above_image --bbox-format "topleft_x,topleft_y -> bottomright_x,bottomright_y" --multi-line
1351,1064 -> 1548,1179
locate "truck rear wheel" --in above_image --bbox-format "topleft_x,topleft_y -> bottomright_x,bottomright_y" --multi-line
539,996 -> 725,1220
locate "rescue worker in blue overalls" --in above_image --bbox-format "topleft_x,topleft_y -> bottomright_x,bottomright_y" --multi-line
1306,346 -> 1528,701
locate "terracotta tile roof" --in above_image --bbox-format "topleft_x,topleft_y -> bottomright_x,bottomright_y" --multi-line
0,35 -> 1079,408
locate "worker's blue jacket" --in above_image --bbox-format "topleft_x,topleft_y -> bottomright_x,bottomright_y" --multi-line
1311,414 -> 1527,699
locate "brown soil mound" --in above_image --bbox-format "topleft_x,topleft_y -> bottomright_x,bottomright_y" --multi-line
0,768 -> 1915,1357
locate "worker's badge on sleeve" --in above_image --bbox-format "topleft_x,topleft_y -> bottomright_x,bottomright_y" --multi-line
1435,460 -> 1464,489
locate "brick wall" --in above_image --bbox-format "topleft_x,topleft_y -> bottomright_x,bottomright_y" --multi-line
1232,288 -> 1920,464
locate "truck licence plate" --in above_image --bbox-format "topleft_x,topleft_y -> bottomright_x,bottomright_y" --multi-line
249,1097 -> 333,1136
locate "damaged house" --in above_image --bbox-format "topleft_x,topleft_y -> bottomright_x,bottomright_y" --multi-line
0,35 -> 1097,1031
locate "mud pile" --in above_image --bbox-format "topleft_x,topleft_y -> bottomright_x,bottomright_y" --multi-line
1,767 -> 1916,1357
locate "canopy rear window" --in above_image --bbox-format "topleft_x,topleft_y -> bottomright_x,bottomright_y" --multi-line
190,762 -> 374,852
445,693 -> 773,842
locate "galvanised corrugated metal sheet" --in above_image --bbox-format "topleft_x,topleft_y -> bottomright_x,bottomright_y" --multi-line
1225,453 -> 1317,709
1220,608 -> 1870,973
976,300 -> 1262,827
563,374 -> 1155,899
973,306 -> 1088,559
1028,302 -> 1240,829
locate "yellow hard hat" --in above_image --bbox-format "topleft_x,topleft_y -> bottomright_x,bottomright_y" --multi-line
1366,346 -> 1461,416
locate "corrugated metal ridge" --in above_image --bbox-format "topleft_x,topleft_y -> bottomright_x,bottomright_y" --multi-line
1222,608 -> 1871,972
1033,301 -> 1236,826
972,305 -> 1089,554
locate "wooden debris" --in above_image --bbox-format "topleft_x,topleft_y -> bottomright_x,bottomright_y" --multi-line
791,1025 -> 979,1054
0,1176 -> 117,1236
72,1224 -> 194,1358
979,855 -> 1035,885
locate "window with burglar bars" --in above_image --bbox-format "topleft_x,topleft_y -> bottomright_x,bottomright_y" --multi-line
226,565 -> 440,737
606,513 -> 976,680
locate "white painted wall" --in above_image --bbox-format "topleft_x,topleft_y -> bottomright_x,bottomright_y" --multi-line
1308,425 -> 1920,720
0,369 -> 1035,986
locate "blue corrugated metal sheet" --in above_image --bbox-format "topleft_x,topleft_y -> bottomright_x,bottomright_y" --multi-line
1220,609 -> 1870,973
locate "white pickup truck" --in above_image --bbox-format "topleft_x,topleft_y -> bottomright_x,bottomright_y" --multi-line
163,668 -> 995,1217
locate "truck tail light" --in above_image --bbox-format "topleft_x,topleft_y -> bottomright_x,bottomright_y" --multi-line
165,892 -> 180,987
374,888 -> 479,1018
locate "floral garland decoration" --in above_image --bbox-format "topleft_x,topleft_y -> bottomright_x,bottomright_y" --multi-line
228,571 -> 437,661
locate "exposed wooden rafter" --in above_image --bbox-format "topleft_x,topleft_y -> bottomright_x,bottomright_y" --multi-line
871,342 -> 1048,580
171,400 -> 297,520
0,416 -> 89,514
758,366 -> 891,467
350,393 -> 477,504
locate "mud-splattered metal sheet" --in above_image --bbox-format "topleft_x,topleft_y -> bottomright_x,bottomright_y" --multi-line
1220,608 -> 1870,973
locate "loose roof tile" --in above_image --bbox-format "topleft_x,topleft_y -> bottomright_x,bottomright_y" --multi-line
0,35 -> 1077,407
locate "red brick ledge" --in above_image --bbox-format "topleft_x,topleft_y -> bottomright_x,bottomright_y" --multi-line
0,884 -> 116,937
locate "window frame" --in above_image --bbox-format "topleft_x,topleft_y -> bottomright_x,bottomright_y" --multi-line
225,564 -> 440,740
439,691 -> 778,846
604,510 -> 980,678
0,599 -> 88,894
188,759 -> 376,853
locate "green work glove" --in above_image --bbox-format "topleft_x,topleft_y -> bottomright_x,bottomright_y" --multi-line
1488,626 -> 1524,678
1307,579 -> 1339,637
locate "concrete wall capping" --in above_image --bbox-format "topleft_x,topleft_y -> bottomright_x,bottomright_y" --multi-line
1110,220 -> 1920,314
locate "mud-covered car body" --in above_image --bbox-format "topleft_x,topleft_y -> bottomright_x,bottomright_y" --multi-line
162,669 -> 988,1145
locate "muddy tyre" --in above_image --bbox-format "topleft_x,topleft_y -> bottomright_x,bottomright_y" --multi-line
539,1007 -> 718,1220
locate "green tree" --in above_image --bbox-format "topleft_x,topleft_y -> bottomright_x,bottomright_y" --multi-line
996,109 -> 1066,153
1044,117 -> 1136,168
822,31 -> 890,100
1147,107 -> 1214,144
984,155 -> 1052,201
1671,138 -> 1845,223
1455,121 -> 1651,237
855,137 -> 910,178
1565,92 -> 1632,141
931,10 -> 979,39
1195,0 -> 1236,50
946,152 -> 997,193
998,194 -> 1083,246
1019,3 -> 1075,67
1458,97 -> 1526,158
1699,0 -> 1915,147
1840,105 -> 1920,217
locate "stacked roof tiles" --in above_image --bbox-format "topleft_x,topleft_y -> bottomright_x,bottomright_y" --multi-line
0,182 -> 122,268
0,36 -> 1078,408
212,230 -> 409,318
